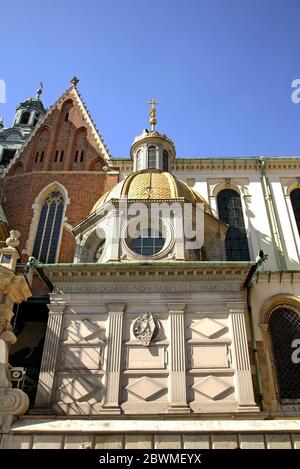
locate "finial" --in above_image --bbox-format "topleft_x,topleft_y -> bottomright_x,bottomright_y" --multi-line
6,230 -> 21,248
36,81 -> 43,99
71,76 -> 79,87
148,99 -> 158,130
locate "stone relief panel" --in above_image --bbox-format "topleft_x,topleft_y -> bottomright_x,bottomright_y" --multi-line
60,346 -> 103,370
63,318 -> 106,344
126,346 -> 166,370
54,372 -> 104,415
192,345 -> 230,369
186,311 -> 237,412
52,316 -> 108,414
46,298 -> 255,415
189,374 -> 236,413
132,313 -> 160,346
121,375 -> 169,414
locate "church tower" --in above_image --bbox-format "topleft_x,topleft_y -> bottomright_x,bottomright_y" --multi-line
0,84 -> 46,166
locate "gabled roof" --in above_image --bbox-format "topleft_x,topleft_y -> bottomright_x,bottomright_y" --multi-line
2,81 -> 112,176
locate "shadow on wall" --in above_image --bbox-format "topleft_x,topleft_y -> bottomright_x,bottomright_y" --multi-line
244,196 -> 300,270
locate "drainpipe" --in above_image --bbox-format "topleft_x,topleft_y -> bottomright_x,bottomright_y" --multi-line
243,250 -> 268,410
259,156 -> 286,270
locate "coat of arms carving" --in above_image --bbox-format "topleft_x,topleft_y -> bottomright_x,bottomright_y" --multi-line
133,312 -> 160,346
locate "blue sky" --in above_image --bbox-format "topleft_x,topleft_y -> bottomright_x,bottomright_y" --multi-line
1,0 -> 300,157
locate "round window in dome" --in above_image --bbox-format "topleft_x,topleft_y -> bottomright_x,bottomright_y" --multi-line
131,228 -> 165,256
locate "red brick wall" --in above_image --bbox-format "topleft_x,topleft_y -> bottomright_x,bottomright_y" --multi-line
2,89 -> 120,267
3,172 -> 118,263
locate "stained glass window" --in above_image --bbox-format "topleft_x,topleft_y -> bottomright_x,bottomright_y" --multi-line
269,307 -> 300,404
217,189 -> 250,261
32,191 -> 64,263
291,189 -> 300,237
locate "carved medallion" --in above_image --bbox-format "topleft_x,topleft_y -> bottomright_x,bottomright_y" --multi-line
133,312 -> 160,346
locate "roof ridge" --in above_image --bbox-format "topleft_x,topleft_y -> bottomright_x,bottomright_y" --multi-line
1,83 -> 112,178
72,87 -> 111,163
1,85 -> 75,177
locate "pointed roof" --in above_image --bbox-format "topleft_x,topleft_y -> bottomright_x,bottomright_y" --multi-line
2,78 -> 112,176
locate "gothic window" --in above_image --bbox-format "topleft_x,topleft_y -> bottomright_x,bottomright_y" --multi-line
163,150 -> 169,172
217,189 -> 250,261
148,146 -> 156,169
32,191 -> 64,263
136,149 -> 142,171
131,229 -> 165,256
291,188 -> 300,237
20,111 -> 30,125
269,307 -> 300,405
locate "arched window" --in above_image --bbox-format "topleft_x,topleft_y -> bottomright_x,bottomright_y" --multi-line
20,111 -> 30,125
163,150 -> 169,172
269,307 -> 300,405
291,188 -> 300,236
217,189 -> 250,261
32,191 -> 64,263
148,146 -> 156,169
136,149 -> 142,171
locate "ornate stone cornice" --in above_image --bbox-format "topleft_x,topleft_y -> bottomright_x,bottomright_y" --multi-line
112,157 -> 300,174
44,262 -> 253,292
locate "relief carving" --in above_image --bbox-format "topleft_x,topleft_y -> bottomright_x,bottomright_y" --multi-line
133,313 -> 160,346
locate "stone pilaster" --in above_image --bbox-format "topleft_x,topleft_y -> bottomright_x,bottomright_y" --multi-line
228,302 -> 258,412
168,304 -> 190,413
34,303 -> 65,409
102,303 -> 125,413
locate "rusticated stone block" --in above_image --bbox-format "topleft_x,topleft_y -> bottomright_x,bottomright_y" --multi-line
33,434 -> 63,449
239,433 -> 265,449
183,434 -> 210,449
95,434 -> 123,449
64,434 -> 93,449
211,434 -> 238,449
154,434 -> 181,449
0,434 -> 32,449
265,434 -> 292,449
125,434 -> 153,449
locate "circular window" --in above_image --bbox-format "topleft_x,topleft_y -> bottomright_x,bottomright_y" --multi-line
131,229 -> 165,256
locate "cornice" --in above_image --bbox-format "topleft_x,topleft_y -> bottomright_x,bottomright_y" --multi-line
112,157 -> 300,173
255,270 -> 300,283
44,261 -> 253,287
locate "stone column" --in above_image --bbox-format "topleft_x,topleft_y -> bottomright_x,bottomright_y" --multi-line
0,332 -> 29,433
168,304 -> 190,413
34,302 -> 65,409
102,303 -> 125,413
228,302 -> 258,412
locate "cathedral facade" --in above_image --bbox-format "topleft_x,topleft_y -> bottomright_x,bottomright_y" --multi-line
0,79 -> 300,449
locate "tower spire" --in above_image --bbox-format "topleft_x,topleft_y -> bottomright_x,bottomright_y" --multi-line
148,99 -> 158,130
36,81 -> 43,100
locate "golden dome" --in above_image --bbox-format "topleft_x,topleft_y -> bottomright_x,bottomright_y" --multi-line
91,170 -> 211,213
